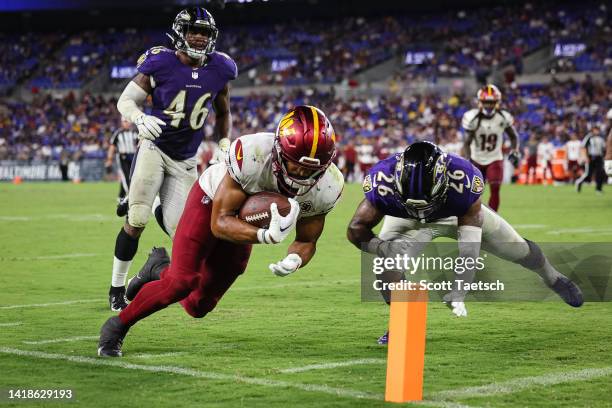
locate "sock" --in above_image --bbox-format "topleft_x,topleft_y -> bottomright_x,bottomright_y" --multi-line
489,183 -> 500,211
532,258 -> 562,286
111,227 -> 140,288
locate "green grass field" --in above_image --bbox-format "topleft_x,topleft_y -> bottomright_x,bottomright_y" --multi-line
1,181 -> 612,407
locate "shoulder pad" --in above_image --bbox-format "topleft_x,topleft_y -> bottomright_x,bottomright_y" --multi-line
461,109 -> 480,131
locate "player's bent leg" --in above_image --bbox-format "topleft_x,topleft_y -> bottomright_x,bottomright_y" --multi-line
109,141 -> 165,310
159,154 -> 198,238
180,241 -> 253,318
480,207 -> 583,307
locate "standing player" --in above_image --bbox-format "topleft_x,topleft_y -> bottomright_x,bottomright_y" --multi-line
105,118 -> 138,216
462,84 -> 519,211
606,108 -> 612,177
108,7 -> 237,311
347,142 -> 582,344
575,126 -> 607,193
565,133 -> 583,183
98,106 -> 344,357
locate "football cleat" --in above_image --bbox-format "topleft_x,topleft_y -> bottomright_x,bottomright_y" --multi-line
116,197 -> 129,217
126,247 -> 170,301
377,331 -> 389,345
109,286 -> 128,312
98,316 -> 129,357
549,276 -> 584,307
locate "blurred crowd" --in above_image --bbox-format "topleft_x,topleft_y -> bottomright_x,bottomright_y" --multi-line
1,78 -> 609,182
0,2 -> 608,91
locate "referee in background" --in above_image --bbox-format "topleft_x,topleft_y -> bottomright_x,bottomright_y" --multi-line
105,118 -> 138,215
576,125 -> 607,194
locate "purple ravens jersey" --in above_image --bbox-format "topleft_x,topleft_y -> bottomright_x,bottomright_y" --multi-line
136,46 -> 237,160
363,153 -> 484,221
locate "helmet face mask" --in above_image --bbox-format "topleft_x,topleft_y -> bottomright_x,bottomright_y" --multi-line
477,84 -> 502,117
394,142 -> 449,220
169,8 -> 218,60
272,106 -> 337,196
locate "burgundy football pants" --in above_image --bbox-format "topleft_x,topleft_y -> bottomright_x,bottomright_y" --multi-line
471,159 -> 503,212
119,183 -> 252,326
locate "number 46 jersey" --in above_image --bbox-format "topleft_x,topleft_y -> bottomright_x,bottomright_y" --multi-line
363,153 -> 484,222
136,46 -> 237,160
461,108 -> 514,166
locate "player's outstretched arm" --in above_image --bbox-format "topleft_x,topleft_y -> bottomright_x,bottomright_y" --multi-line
210,173 -> 262,244
269,215 -> 326,277
463,131 -> 475,159
212,83 -> 232,142
347,199 -> 384,251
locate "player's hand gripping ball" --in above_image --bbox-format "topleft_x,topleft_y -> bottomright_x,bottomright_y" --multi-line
238,192 -> 293,229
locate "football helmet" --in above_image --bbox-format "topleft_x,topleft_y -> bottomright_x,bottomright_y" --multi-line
394,141 -> 449,221
168,7 -> 218,60
272,105 -> 337,195
477,84 -> 502,117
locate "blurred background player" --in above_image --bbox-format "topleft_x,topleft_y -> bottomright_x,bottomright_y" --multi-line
105,118 -> 138,215
347,142 -> 583,344
576,125 -> 607,194
565,133 -> 584,183
605,108 -> 612,178
108,7 -> 237,311
462,84 -> 519,211
97,106 -> 344,357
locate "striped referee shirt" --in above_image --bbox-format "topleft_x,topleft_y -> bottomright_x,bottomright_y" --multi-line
582,133 -> 606,157
110,129 -> 138,155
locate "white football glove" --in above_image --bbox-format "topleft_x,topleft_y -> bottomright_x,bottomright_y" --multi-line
443,292 -> 468,317
134,113 -> 166,141
269,253 -> 302,277
257,198 -> 300,244
209,138 -> 231,165
605,160 -> 612,177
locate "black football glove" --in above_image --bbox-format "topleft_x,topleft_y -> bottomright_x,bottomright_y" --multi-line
508,150 -> 521,168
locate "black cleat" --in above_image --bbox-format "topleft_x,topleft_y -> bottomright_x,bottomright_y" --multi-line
126,247 -> 170,301
549,276 -> 584,307
98,316 -> 129,357
109,286 -> 128,312
116,197 -> 129,217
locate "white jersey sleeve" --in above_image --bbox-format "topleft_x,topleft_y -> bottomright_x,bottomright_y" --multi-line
461,109 -> 480,132
500,110 -> 514,128
225,133 -> 275,194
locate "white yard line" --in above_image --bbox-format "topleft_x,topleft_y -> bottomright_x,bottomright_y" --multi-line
0,322 -> 23,327
2,253 -> 100,261
547,227 -> 612,235
432,366 -> 612,400
0,214 -> 115,222
23,336 -> 99,345
513,224 -> 547,229
132,352 -> 186,359
279,358 -> 386,374
233,279 -> 360,291
0,299 -> 101,310
0,347 -> 381,401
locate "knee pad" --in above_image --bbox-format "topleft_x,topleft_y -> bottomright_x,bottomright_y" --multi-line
517,239 -> 545,269
128,204 -> 151,228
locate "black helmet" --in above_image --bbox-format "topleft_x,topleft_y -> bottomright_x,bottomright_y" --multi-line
168,7 -> 218,60
393,141 -> 449,220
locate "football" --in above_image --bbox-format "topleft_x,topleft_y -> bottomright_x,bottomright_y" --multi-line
238,191 -> 292,228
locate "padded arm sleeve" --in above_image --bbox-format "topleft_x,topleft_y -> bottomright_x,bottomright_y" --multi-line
117,81 -> 148,123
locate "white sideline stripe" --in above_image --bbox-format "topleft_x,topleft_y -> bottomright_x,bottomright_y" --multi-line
23,336 -> 99,345
132,352 -> 186,359
234,279 -> 360,291
547,227 -> 612,235
0,214 -> 115,222
0,299 -> 101,310
0,347 -> 381,401
279,358 -> 386,373
513,224 -> 547,229
0,322 -> 23,327
1,253 -> 100,261
432,366 -> 612,400
0,280 -> 359,310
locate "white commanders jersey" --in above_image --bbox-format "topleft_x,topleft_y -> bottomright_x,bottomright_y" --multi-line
199,132 -> 344,219
461,108 -> 514,165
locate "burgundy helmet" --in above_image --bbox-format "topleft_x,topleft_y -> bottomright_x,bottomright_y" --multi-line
272,105 -> 337,195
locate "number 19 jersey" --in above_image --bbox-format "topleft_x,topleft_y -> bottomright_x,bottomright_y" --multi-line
136,46 -> 238,160
461,109 -> 514,166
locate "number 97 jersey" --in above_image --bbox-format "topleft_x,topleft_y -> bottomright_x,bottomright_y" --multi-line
462,108 -> 514,166
363,153 -> 484,221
